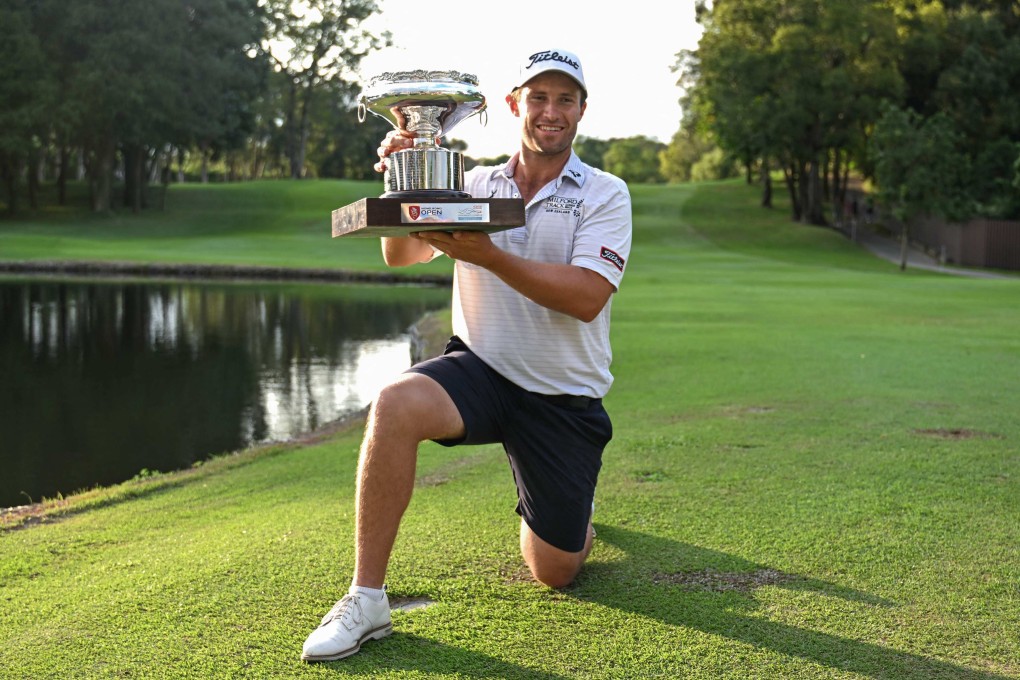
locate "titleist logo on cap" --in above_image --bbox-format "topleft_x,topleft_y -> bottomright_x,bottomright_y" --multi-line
527,50 -> 581,72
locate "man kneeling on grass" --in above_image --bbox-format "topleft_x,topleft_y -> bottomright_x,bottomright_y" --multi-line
302,47 -> 632,662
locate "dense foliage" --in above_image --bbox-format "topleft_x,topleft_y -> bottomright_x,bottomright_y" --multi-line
7,0 -> 1018,221
674,0 -> 1020,222
0,0 -> 677,214
0,0 -> 388,214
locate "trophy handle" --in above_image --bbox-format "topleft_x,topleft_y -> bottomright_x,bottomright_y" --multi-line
358,102 -> 367,123
479,109 -> 488,127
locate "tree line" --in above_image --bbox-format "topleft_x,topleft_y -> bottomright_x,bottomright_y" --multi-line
671,0 -> 1020,224
7,0 -> 1016,225
0,0 -> 393,215
0,0 -> 681,217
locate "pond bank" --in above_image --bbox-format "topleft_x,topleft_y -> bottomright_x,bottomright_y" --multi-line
0,404 -> 370,530
0,259 -> 453,286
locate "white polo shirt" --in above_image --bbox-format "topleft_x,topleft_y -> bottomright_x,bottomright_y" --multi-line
451,151 -> 632,398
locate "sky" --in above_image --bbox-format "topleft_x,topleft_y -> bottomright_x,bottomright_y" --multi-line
355,1 -> 704,159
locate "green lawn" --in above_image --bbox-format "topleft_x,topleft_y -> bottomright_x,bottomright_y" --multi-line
0,179 -> 453,277
1,179 -> 1017,678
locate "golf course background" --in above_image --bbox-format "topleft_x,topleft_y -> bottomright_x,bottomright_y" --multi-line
1,179 -> 1017,678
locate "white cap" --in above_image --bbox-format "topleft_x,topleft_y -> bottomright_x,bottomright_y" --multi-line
513,49 -> 587,95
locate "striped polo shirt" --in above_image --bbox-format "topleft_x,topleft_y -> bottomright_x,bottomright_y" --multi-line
452,151 -> 632,398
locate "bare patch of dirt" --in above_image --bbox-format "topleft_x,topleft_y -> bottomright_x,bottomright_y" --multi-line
499,563 -> 536,585
652,568 -> 795,593
389,596 -> 437,612
721,405 -> 776,417
632,470 -> 668,483
913,428 -> 999,440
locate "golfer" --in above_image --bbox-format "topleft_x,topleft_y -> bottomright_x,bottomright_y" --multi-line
302,48 -> 632,662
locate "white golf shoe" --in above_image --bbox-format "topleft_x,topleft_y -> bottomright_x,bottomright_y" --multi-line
301,589 -> 392,662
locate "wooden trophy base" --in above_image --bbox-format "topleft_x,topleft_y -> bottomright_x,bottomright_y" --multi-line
332,197 -> 526,238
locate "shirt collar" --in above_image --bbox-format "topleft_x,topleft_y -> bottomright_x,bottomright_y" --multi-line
496,151 -> 588,189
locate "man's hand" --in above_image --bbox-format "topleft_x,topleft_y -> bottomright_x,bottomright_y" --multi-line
374,130 -> 440,173
376,130 -> 444,267
373,129 -> 414,173
411,230 -> 496,267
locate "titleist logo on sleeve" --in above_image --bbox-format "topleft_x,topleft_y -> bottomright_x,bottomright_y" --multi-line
600,247 -> 625,271
527,51 -> 581,72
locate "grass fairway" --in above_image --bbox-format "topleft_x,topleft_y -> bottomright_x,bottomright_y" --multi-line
1,179 -> 1018,678
0,180 -> 453,277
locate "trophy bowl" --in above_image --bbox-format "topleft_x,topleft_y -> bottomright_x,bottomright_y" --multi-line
359,70 -> 486,198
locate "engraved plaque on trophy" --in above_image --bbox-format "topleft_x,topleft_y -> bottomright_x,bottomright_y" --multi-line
331,70 -> 525,238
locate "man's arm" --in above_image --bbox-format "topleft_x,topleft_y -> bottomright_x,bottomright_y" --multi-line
374,130 -> 442,268
486,249 -> 614,323
412,230 -> 614,322
381,235 -> 436,267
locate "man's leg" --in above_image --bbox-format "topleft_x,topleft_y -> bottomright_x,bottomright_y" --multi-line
505,396 -> 609,591
519,513 -> 595,589
302,372 -> 463,662
353,371 -> 465,588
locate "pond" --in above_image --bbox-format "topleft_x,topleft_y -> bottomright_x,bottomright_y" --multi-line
0,276 -> 450,509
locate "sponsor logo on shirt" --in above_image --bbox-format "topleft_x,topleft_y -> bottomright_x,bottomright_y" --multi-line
545,196 -> 583,217
600,246 -> 626,271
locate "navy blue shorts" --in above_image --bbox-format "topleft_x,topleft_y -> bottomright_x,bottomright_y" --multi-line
406,337 -> 612,553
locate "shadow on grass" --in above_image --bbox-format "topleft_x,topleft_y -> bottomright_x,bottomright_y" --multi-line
310,632 -> 568,679
569,525 -> 1009,679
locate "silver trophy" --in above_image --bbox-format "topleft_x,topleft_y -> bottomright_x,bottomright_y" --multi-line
359,70 -> 487,198
331,68 -> 524,238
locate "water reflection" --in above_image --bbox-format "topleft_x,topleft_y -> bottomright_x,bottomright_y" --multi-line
0,277 -> 449,508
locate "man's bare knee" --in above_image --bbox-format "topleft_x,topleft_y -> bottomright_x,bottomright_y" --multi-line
528,557 -> 583,589
520,521 -> 587,588
368,373 -> 463,443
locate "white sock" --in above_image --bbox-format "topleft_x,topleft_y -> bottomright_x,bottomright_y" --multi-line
349,584 -> 386,601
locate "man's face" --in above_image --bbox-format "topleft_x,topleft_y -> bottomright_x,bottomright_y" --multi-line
509,72 -> 587,158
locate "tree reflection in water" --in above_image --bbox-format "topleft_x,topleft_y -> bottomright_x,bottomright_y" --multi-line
0,278 -> 449,508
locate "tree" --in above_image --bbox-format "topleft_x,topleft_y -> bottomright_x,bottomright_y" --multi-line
681,1 -> 785,208
466,154 -> 512,169
0,0 -> 52,214
864,0 -> 1020,219
603,136 -> 666,184
574,136 -> 611,170
690,147 -> 741,182
869,104 -> 969,269
927,7 -> 1020,216
173,0 -> 268,188
57,0 -> 162,212
658,91 -> 718,185
306,77 -> 391,179
688,0 -> 902,224
28,0 -> 269,212
261,0 -> 389,179
659,128 -> 714,184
